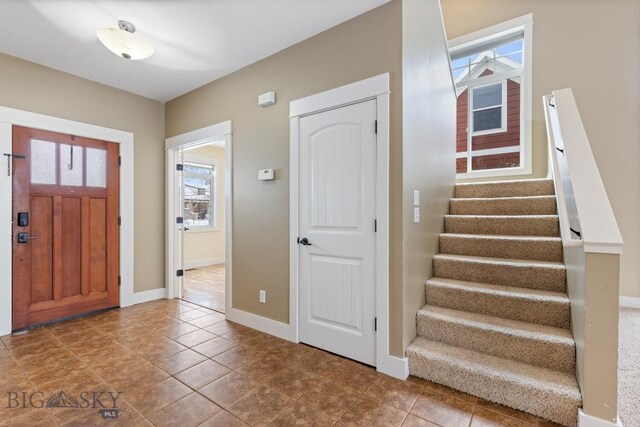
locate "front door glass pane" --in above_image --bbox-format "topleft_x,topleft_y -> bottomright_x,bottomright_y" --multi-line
86,148 -> 107,188
60,144 -> 84,186
31,139 -> 57,184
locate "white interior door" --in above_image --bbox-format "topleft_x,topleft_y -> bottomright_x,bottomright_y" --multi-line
298,99 -> 377,366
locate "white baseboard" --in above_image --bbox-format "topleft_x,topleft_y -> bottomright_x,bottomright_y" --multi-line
578,410 -> 623,427
226,308 -> 294,342
377,355 -> 409,380
184,257 -> 225,270
619,296 -> 640,309
133,288 -> 167,305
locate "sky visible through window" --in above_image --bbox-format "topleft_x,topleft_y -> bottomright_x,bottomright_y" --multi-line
451,40 -> 523,79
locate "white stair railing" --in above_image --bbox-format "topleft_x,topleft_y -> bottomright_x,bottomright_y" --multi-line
544,88 -> 623,425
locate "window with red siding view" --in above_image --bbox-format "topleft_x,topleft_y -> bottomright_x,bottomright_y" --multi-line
451,36 -> 524,174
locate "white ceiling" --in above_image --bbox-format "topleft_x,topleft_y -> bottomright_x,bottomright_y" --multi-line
0,0 -> 391,102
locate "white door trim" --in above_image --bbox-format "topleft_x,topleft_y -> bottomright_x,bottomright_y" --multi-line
164,121 -> 232,315
290,73 -> 403,378
0,106 -> 135,336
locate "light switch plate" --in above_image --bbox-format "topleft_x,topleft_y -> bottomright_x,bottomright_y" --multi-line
413,207 -> 420,223
413,190 -> 420,207
259,290 -> 266,303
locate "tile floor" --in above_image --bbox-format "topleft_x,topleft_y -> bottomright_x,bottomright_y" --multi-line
183,265 -> 226,313
0,299 -> 562,426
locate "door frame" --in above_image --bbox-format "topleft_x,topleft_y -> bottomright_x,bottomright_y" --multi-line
289,73 -> 404,378
0,106 -> 135,336
164,120 -> 232,314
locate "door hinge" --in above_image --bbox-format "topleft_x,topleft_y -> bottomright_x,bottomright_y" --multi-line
118,216 -> 121,226
176,217 -> 184,224
374,317 -> 377,332
118,156 -> 122,166
374,120 -> 378,134
176,269 -> 184,277
176,163 -> 184,171
374,219 -> 377,232
118,276 -> 121,286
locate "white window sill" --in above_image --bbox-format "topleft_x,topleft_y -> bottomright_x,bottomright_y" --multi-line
185,227 -> 220,234
456,164 -> 531,180
471,128 -> 507,137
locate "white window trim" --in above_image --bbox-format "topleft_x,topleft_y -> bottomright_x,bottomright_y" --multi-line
456,145 -> 520,159
450,13 -> 533,179
183,161 -> 217,230
470,80 -> 508,136
0,106 -> 136,335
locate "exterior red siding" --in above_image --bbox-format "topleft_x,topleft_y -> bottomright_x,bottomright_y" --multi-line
456,75 -> 521,173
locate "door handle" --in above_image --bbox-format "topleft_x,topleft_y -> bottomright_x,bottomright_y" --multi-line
17,233 -> 39,243
297,237 -> 312,246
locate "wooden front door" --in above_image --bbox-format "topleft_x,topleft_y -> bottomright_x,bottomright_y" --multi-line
12,126 -> 120,330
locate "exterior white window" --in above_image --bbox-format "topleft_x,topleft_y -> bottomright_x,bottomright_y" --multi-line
183,162 -> 215,228
471,81 -> 507,135
449,14 -> 533,178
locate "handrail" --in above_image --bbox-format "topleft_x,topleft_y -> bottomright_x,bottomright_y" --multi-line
543,88 -> 623,254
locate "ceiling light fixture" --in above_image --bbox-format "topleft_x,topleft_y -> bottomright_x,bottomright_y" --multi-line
96,20 -> 154,60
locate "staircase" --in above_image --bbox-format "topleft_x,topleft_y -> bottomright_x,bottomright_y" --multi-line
406,178 -> 582,426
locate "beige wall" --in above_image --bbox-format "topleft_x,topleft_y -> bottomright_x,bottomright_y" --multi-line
183,145 -> 226,268
401,0 -> 457,350
0,53 -> 165,293
166,0 -> 404,353
441,0 -> 640,299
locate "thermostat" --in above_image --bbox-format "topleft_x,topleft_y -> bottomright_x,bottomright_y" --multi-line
258,169 -> 275,181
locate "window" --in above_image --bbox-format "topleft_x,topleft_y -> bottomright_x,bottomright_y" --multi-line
471,81 -> 507,134
183,162 -> 215,228
449,15 -> 532,177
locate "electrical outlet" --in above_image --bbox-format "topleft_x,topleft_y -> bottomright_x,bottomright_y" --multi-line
259,290 -> 266,304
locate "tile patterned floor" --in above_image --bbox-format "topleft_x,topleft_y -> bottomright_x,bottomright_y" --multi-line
0,299 -> 562,426
183,265 -> 226,313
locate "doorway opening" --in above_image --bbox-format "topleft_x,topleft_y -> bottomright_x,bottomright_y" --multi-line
165,121 -> 232,316
181,142 -> 226,312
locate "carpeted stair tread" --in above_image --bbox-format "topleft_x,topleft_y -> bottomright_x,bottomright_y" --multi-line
433,253 -> 566,292
406,337 -> 580,426
454,178 -> 555,198
425,278 -> 571,329
450,196 -> 557,215
417,305 -> 575,373
439,233 -> 563,262
444,214 -> 560,237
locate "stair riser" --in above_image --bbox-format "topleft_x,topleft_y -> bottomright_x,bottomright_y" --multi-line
416,314 -> 575,373
439,235 -> 563,262
433,258 -> 566,292
444,216 -> 559,237
454,180 -> 555,198
425,285 -> 571,329
450,198 -> 557,215
407,350 -> 577,426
